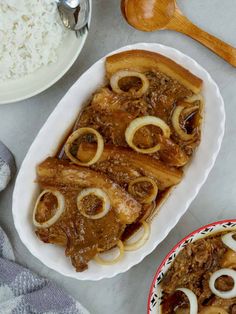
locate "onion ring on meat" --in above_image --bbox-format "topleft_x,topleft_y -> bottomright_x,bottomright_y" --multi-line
182,105 -> 200,117
198,306 -> 228,314
94,240 -> 124,265
176,288 -> 198,314
185,94 -> 203,103
125,116 -> 171,154
65,127 -> 104,166
222,232 -> 236,252
209,268 -> 236,299
110,70 -> 149,97
172,105 -> 199,141
141,201 -> 156,222
128,177 -> 158,204
77,188 -> 111,220
33,190 -> 65,228
124,221 -> 150,251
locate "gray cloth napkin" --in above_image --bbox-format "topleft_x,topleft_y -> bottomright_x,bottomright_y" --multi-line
0,142 -> 89,314
0,141 -> 16,191
0,225 -> 89,314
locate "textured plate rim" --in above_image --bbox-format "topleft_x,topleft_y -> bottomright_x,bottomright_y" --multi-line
0,0 -> 92,105
12,43 -> 225,280
147,219 -> 236,314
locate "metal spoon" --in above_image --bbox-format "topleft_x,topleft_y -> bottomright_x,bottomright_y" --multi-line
63,0 -> 81,9
57,0 -> 90,36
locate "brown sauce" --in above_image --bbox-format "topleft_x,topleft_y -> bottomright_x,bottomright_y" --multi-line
79,194 -> 104,216
161,231 -> 236,313
35,67 -> 202,271
53,70 -> 201,241
35,192 -> 58,223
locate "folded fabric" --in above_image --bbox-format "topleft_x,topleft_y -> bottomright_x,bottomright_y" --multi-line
0,141 -> 89,313
0,223 -> 89,314
0,141 -> 16,191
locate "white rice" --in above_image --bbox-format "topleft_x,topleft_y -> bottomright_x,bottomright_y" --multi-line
0,0 -> 66,82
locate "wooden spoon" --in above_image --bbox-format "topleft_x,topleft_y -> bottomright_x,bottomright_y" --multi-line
121,0 -> 236,67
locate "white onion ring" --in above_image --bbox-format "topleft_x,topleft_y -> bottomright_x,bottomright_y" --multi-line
124,221 -> 150,251
141,201 -> 156,222
77,188 -> 110,220
209,268 -> 236,299
110,70 -> 149,97
222,232 -> 236,252
176,288 -> 198,314
185,94 -> 203,103
94,240 -> 124,265
125,116 -> 171,154
182,105 -> 200,117
199,306 -> 228,314
33,190 -> 65,229
65,127 -> 104,166
128,177 -> 158,204
172,105 -> 198,141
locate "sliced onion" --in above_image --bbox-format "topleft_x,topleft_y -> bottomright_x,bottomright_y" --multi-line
33,190 -> 65,229
128,177 -> 158,204
185,94 -> 203,103
77,188 -> 110,220
94,240 -> 124,265
209,268 -> 236,299
222,232 -> 236,252
141,201 -> 156,222
176,288 -> 198,314
182,105 -> 200,117
124,221 -> 150,251
199,306 -> 228,314
110,70 -> 149,97
172,105 -> 198,141
125,116 -> 171,154
65,127 -> 104,166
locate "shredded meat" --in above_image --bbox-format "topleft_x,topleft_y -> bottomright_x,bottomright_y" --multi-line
144,71 -> 192,120
161,233 -> 236,313
77,70 -> 199,164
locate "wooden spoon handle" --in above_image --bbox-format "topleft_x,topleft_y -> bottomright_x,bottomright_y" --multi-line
167,7 -> 236,67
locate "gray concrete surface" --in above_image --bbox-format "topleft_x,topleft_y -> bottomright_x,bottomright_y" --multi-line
0,1 -> 236,313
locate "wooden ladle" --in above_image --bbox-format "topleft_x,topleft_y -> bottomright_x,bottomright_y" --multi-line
121,0 -> 236,67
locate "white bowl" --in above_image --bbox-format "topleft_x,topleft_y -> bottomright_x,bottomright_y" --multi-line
12,43 -> 225,280
0,1 -> 92,105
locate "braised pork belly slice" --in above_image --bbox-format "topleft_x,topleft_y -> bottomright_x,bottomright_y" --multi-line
77,143 -> 183,190
105,50 -> 202,94
35,158 -> 141,271
77,105 -> 189,167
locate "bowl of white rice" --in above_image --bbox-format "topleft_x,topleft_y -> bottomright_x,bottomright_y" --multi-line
0,0 -> 91,104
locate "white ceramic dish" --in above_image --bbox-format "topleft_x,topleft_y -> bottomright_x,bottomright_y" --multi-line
12,43 -> 225,280
147,219 -> 236,314
0,0 -> 91,105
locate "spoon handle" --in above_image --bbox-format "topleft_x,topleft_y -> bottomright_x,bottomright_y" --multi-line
167,7 -> 236,67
